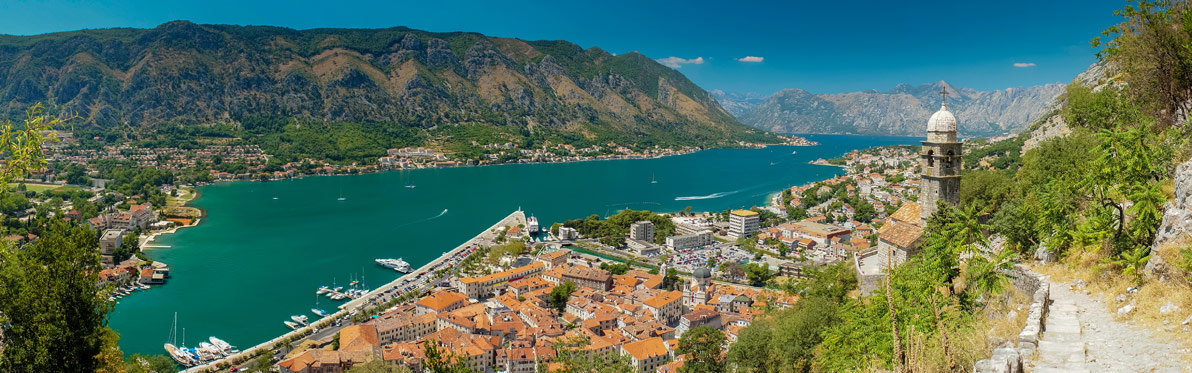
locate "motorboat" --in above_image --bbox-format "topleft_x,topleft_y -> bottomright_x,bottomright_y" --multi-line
291,315 -> 309,326
376,258 -> 411,273
284,321 -> 300,330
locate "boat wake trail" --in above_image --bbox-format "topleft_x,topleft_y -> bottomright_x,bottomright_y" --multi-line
397,209 -> 449,227
430,209 -> 449,219
674,190 -> 740,201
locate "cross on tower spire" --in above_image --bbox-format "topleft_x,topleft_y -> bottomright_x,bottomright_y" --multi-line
939,87 -> 949,106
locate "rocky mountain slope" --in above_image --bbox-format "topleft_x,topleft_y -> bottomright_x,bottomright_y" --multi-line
0,21 -> 772,146
733,81 -> 1065,137
709,90 -> 768,117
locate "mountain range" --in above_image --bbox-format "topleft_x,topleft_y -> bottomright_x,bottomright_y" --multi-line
0,21 -> 772,147
714,81 -> 1065,137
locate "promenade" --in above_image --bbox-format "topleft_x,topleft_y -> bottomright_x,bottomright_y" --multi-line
183,210 -> 525,372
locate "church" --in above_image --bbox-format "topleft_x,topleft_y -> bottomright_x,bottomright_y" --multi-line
858,91 -> 962,293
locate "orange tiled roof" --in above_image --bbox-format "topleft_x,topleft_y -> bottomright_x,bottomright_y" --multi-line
643,291 -> 682,309
889,201 -> 921,225
416,290 -> 467,311
877,220 -> 923,249
621,337 -> 668,361
338,324 -> 380,353
459,262 -> 544,285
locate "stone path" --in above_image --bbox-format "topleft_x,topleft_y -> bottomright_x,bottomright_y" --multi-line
1027,281 -> 1188,372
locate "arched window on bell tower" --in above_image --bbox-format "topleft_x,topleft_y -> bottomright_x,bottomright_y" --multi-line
946,150 -> 954,169
927,149 -> 934,168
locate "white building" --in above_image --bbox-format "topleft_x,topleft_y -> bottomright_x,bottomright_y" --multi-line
629,221 -> 655,242
558,227 -> 579,240
665,230 -> 713,251
728,210 -> 759,239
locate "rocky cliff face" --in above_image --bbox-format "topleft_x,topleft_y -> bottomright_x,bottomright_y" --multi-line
0,21 -> 767,144
709,90 -> 768,117
736,81 -> 1065,137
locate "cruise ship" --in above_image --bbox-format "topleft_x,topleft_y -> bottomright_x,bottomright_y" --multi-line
375,258 -> 411,273
527,216 -> 539,234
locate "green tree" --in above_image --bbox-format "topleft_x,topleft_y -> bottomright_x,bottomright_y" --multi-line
422,340 -> 475,373
0,222 -> 111,372
548,281 -> 577,313
124,353 -> 179,373
677,326 -> 726,373
744,263 -> 774,287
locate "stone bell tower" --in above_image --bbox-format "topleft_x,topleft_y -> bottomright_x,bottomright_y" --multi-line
919,88 -> 962,222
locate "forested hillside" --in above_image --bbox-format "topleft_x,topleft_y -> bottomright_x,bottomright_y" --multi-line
0,21 -> 776,152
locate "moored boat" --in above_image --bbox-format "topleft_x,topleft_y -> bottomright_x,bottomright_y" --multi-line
284,321 -> 300,330
209,336 -> 232,352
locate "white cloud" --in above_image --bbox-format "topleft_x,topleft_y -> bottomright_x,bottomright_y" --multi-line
1013,62 -> 1037,68
657,56 -> 705,68
736,56 -> 764,63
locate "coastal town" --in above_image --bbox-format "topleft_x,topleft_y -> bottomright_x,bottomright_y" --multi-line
41,130 -> 815,183
159,135 -> 934,372
0,125 -> 923,372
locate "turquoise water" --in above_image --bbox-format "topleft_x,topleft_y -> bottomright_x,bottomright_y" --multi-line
107,134 -> 920,356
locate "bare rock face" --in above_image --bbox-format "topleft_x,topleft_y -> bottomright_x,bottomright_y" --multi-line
1145,157 -> 1192,274
735,81 -> 1064,137
1021,114 -> 1070,154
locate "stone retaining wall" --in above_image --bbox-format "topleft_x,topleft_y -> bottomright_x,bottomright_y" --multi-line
973,265 -> 1049,373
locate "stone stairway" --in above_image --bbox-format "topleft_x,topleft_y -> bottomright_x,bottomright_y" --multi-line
1031,298 -> 1088,372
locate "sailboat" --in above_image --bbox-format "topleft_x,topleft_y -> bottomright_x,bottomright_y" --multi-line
312,293 -> 328,317
405,172 -> 416,189
164,312 -> 196,367
651,173 -> 657,184
337,188 -> 346,201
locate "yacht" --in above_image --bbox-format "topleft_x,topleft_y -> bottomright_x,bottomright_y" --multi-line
375,258 -> 411,273
527,216 -> 539,234
316,286 -> 330,295
209,336 -> 232,352
312,308 -> 329,317
284,321 -> 300,330
291,315 -> 309,326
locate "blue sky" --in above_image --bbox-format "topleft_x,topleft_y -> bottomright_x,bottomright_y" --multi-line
0,0 -> 1125,94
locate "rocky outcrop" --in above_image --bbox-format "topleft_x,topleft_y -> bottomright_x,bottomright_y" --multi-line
1145,157 -> 1192,274
734,81 -> 1064,137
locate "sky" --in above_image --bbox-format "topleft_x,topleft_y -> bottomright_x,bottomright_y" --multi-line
0,0 -> 1127,95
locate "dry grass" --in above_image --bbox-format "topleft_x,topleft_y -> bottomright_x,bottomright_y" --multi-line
1032,243 -> 1192,362
893,288 -> 1030,372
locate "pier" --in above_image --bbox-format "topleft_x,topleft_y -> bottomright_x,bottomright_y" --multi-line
182,210 -> 525,372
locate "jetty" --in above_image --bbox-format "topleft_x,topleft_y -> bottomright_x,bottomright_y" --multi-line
182,210 -> 525,372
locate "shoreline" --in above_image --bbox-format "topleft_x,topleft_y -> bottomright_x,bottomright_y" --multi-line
198,141 -> 819,186
143,187 -> 203,248
183,210 -> 525,372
